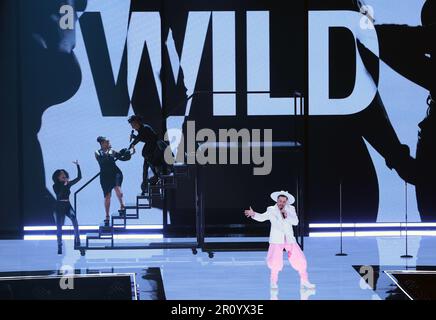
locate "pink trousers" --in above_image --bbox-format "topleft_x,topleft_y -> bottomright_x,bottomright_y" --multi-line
267,242 -> 308,283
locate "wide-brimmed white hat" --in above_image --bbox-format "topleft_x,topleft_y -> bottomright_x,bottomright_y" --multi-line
270,190 -> 295,205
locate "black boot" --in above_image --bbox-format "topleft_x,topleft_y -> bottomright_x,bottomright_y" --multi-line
74,237 -> 81,248
141,182 -> 148,195
149,175 -> 159,185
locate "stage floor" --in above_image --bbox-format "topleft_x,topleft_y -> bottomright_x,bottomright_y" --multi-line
0,235 -> 435,300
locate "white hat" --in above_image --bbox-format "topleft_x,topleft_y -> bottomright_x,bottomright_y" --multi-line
270,190 -> 295,205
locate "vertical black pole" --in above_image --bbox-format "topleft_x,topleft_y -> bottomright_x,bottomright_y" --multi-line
161,0 -> 168,235
302,0 -> 309,250
336,180 -> 347,256
17,0 -> 24,239
195,163 -> 203,247
401,181 -> 413,258
296,174 -> 302,247
300,95 -> 305,250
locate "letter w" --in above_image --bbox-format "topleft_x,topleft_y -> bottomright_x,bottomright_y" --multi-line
80,12 -> 130,116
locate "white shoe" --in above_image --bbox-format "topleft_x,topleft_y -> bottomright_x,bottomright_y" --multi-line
300,287 -> 316,300
300,280 -> 316,290
270,288 -> 279,300
270,281 -> 278,289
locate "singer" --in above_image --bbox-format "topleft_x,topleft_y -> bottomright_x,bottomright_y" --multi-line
128,115 -> 173,195
244,191 -> 315,290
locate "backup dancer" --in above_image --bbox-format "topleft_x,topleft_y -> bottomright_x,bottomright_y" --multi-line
244,191 -> 315,290
128,115 -> 171,195
52,161 -> 82,254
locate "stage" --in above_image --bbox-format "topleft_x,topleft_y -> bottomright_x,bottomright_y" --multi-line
2,0 -> 436,306
0,235 -> 434,300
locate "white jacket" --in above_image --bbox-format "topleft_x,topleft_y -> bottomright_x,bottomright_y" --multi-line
252,204 -> 299,244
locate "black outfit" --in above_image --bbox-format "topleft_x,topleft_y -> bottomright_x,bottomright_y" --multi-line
130,124 -> 171,193
95,149 -> 123,195
52,164 -> 81,248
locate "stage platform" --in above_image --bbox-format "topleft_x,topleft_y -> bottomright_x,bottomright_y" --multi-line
1,236 -> 436,300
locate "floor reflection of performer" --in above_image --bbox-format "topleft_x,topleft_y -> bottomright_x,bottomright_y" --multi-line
52,161 -> 81,255
244,191 -> 315,290
270,287 -> 316,300
128,115 -> 171,195
95,136 -> 131,226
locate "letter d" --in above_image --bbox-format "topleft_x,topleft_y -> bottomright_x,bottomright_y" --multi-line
309,11 -> 379,115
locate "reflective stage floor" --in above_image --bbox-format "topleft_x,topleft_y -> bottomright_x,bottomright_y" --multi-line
0,235 -> 435,300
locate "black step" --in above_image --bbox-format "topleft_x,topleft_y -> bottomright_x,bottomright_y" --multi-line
149,186 -> 163,192
161,173 -> 174,178
173,163 -> 189,177
99,225 -> 113,236
112,214 -> 139,220
123,205 -> 151,209
124,205 -> 140,209
149,189 -> 163,199
85,233 -> 114,248
150,184 -> 163,189
137,193 -> 150,199
86,233 -> 113,242
87,233 -> 113,239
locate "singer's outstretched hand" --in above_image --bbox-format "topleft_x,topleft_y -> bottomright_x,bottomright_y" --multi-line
244,206 -> 255,218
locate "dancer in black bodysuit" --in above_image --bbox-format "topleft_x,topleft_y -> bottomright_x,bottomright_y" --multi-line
95,136 -> 132,226
128,115 -> 172,195
52,161 -> 81,254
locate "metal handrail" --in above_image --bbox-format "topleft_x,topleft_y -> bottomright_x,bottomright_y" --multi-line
73,172 -> 100,215
175,90 -> 304,116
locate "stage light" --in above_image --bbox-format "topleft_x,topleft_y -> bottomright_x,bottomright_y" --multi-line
308,232 -> 355,237
309,223 -> 354,228
24,225 -> 163,231
309,222 -> 436,229
309,230 -> 436,237
24,234 -> 163,241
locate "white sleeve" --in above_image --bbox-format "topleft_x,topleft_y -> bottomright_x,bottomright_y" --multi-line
252,208 -> 271,222
286,205 -> 299,226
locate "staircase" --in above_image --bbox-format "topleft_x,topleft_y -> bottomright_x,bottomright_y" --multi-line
76,164 -> 197,255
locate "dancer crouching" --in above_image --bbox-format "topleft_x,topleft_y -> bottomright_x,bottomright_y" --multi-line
244,190 -> 315,290
128,115 -> 172,195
